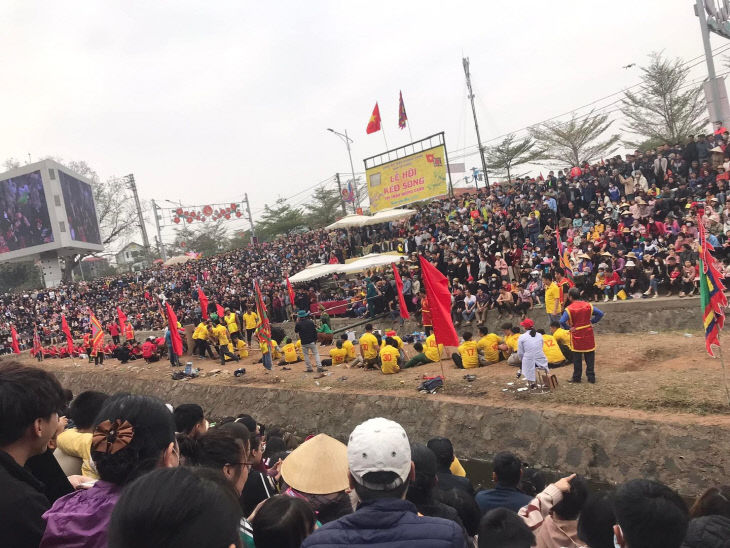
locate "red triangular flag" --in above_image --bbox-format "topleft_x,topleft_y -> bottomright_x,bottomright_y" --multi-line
165,302 -> 184,356
10,325 -> 20,354
198,287 -> 209,320
216,304 -> 225,318
391,263 -> 410,320
418,256 -> 458,346
61,315 -> 74,355
366,102 -> 381,134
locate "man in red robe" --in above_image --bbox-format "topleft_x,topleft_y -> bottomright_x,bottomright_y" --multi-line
560,288 -> 604,384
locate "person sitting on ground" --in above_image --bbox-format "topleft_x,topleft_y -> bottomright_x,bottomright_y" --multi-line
476,325 -> 502,366
403,342 -> 433,368
235,336 -> 249,358
0,362 -> 67,548
453,331 -> 479,369
141,337 -> 160,363
683,485 -> 730,548
612,479 -> 689,548
41,394 -> 178,548
301,417 -> 467,548
108,466 -> 243,548
478,508 -> 535,548
323,340 -> 348,368
380,336 -> 402,374
406,444 -> 463,528
427,437 -> 474,496
475,451 -> 532,514
340,333 -> 356,364
503,324 -> 521,366
537,328 -> 568,368
383,330 -> 407,363
549,320 -> 573,362
173,403 -> 209,439
358,324 -> 380,370
55,390 -> 110,479
117,341 -> 132,364
316,320 -> 334,346
424,332 -> 445,363
533,475 -> 588,548
252,495 -> 317,548
279,337 -> 302,366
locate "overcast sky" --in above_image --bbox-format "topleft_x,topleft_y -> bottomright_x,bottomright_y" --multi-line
0,1 -> 722,245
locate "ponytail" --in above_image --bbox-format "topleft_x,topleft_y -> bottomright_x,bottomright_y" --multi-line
529,328 -> 537,337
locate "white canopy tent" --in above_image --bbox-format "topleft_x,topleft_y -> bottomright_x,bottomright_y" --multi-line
324,209 -> 417,230
288,253 -> 407,284
324,214 -> 368,230
163,255 -> 194,266
288,262 -> 341,284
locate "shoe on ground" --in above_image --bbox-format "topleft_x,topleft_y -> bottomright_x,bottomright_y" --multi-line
588,378 -> 596,384
568,379 -> 581,383
603,295 -> 609,302
305,369 -> 314,373
652,293 -> 658,299
516,371 -> 522,379
613,296 -> 617,301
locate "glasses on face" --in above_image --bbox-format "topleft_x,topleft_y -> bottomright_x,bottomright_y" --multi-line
228,461 -> 255,472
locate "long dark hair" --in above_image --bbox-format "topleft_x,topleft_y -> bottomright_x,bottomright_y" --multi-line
252,495 -> 315,548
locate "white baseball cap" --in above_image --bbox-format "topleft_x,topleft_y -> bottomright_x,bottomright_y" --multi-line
347,417 -> 411,490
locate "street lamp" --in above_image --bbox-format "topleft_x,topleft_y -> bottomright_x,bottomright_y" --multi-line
327,128 -> 360,209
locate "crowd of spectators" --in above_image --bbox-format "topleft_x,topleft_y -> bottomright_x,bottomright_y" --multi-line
1,361 -> 727,548
4,135 -> 730,350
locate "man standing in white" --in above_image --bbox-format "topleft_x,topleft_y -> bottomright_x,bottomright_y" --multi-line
516,318 -> 549,389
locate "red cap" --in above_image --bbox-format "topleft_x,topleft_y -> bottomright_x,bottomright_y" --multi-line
520,318 -> 535,329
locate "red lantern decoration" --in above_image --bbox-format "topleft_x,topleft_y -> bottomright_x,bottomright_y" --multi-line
176,207 -> 183,216
230,203 -> 237,210
226,207 -> 231,214
203,205 -> 213,216
180,241 -> 186,248
173,217 -> 180,224
570,166 -> 582,178
225,214 -> 231,220
236,211 -> 242,218
186,216 -> 193,223
201,216 -> 206,222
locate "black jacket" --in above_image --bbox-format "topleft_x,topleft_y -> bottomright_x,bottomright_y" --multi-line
435,468 -> 475,496
295,318 -> 318,345
681,515 -> 730,548
0,449 -> 51,548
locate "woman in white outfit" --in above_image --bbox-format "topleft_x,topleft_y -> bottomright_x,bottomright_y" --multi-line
516,318 -> 549,388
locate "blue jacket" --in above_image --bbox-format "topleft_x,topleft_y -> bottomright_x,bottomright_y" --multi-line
475,484 -> 533,515
301,498 -> 467,548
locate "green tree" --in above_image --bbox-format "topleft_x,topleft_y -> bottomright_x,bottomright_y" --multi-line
255,198 -> 305,240
621,52 -> 708,147
0,262 -> 42,292
306,186 -> 343,228
531,111 -> 621,166
485,134 -> 542,182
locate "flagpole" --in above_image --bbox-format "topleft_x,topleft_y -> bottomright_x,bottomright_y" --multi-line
717,340 -> 730,406
382,127 -> 390,150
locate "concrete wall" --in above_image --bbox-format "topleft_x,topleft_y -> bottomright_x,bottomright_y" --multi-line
52,369 -> 727,494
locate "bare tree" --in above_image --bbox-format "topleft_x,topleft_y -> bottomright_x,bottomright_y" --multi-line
485,134 -> 542,182
531,111 -> 621,166
621,52 -> 708,147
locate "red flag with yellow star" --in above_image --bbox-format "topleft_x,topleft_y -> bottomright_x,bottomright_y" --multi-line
366,102 -> 381,134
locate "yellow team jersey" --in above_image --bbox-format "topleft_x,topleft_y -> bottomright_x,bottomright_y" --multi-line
505,333 -> 520,352
552,327 -> 572,350
359,332 -> 379,359
424,334 -> 444,362
542,334 -> 566,363
282,343 -> 299,363
270,341 -> 281,359
224,342 -> 237,361
381,335 -> 403,349
545,282 -> 562,314
236,339 -> 249,358
457,340 -> 479,368
212,325 -> 230,346
243,312 -> 259,330
342,339 -> 356,360
294,339 -> 304,359
380,344 -> 400,374
329,347 -> 348,365
224,313 -> 239,334
56,429 -> 98,479
193,323 -> 208,340
476,333 -> 502,363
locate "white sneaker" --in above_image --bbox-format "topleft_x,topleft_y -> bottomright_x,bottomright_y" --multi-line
652,293 -> 658,299
603,295 -> 609,302
613,295 -> 617,302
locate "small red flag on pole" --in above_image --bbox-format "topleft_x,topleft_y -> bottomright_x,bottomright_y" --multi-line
391,263 -> 410,320
198,287 -> 209,320
216,304 -> 225,319
62,314 -> 74,355
10,325 -> 20,354
165,302 -> 184,356
418,256 -> 459,347
366,102 -> 381,134
117,307 -> 128,340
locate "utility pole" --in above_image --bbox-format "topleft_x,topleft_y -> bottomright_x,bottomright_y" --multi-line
151,199 -> 167,261
695,0 -> 730,129
244,193 -> 256,244
126,174 -> 151,256
327,128 -> 360,208
462,57 -> 490,190
335,173 -> 347,214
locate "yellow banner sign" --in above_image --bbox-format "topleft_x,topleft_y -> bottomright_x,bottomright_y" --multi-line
366,145 -> 447,212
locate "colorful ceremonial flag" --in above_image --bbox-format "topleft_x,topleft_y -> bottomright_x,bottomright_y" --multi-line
391,263 -> 410,320
198,287 -> 209,320
556,228 -> 574,283
398,91 -> 408,129
117,307 -> 127,339
286,277 -> 296,310
254,280 -> 272,345
90,313 -> 104,354
10,325 -> 20,354
698,210 -> 727,357
165,302 -> 184,356
62,314 -> 74,355
366,102 -> 381,134
418,255 -> 458,347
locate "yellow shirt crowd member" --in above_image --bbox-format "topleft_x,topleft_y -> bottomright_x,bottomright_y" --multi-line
223,342 -> 237,361
504,332 -> 520,353
224,312 -> 240,334
542,334 -> 566,363
211,324 -> 230,346
270,340 -> 282,359
359,331 -> 379,360
457,340 -> 479,369
295,339 -> 304,360
282,342 -> 300,363
544,281 -> 562,315
424,334 -> 444,362
380,344 -> 400,374
193,322 -> 208,340
552,327 -> 572,350
476,332 -> 502,363
329,347 -> 348,365
342,338 -> 356,360
243,311 -> 259,330
56,429 -> 98,479
236,338 -> 249,358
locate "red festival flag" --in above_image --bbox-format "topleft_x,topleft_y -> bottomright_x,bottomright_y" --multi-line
216,304 -> 225,319
10,325 -> 20,354
398,91 -> 408,129
286,277 -> 296,310
198,287 -> 209,320
366,102 -> 381,134
62,314 -> 74,355
391,263 -> 410,320
165,302 -> 184,356
418,256 -> 458,346
698,208 -> 727,356
117,306 -> 128,339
